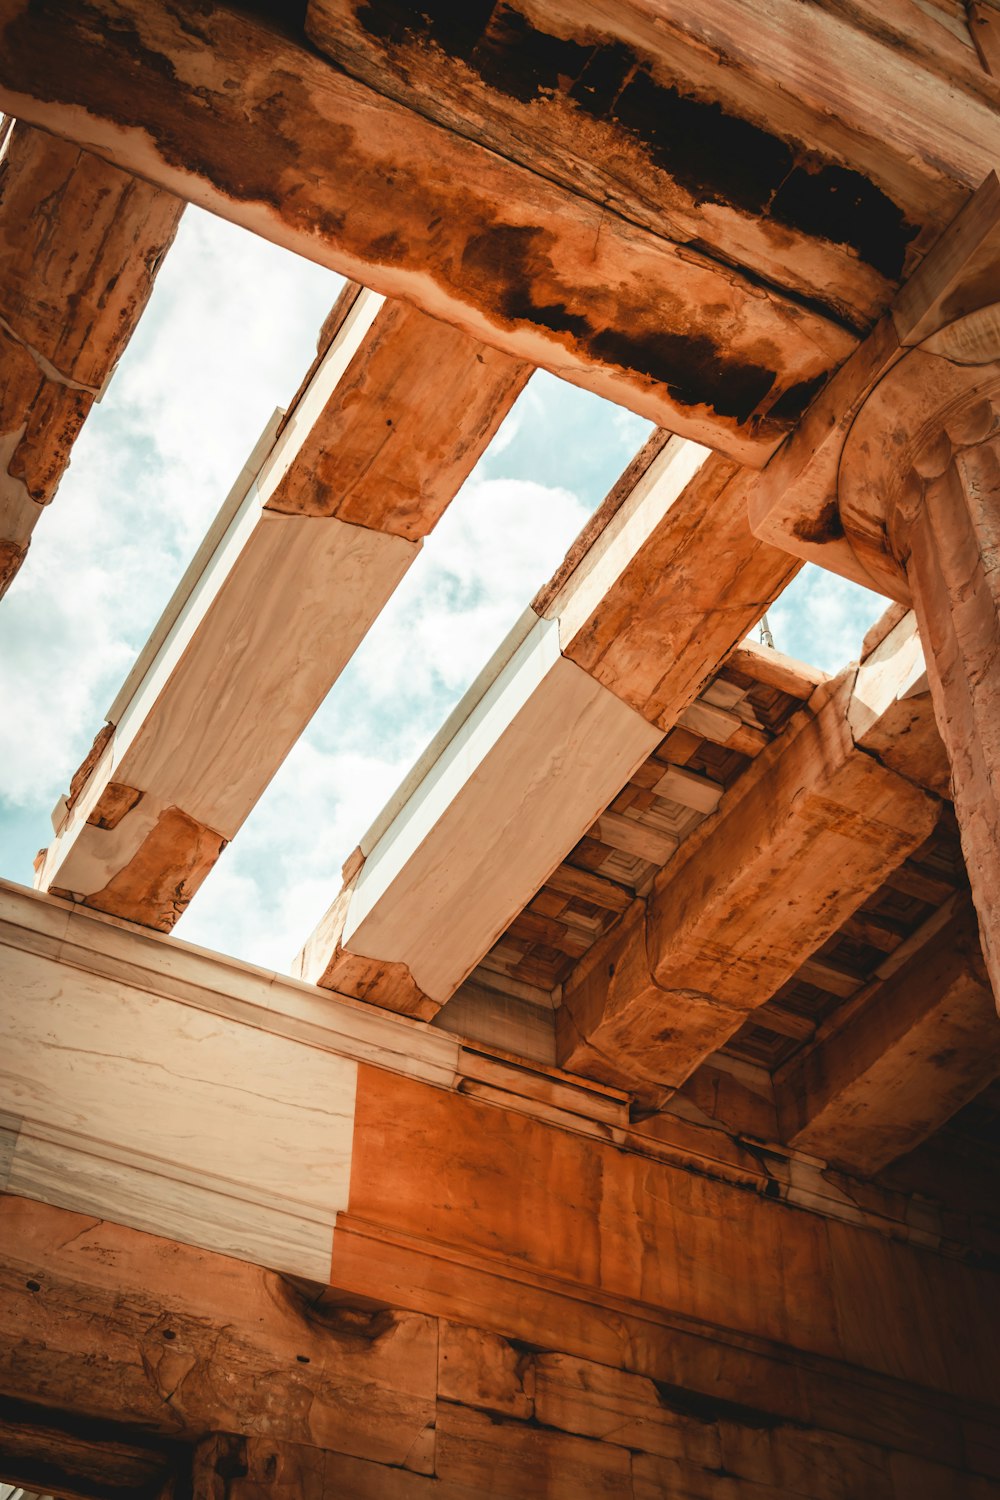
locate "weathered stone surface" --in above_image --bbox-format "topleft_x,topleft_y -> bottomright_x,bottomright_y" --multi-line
907,436 -> 1000,1006
551,447 -> 800,727
438,1322 -> 533,1420
343,1065 -> 1000,1408
779,904 -> 1000,1173
839,313 -> 1000,1004
559,670 -> 939,1095
0,119 -> 181,593
0,1196 -> 437,1462
0,0 -> 856,463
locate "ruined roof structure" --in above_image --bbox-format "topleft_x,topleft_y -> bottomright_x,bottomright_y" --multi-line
2,2 -> 1000,1496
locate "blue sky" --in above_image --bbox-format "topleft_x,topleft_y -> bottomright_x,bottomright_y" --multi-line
0,206 -> 887,970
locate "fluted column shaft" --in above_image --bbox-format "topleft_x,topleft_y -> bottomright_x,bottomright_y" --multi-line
840,319 -> 1000,1004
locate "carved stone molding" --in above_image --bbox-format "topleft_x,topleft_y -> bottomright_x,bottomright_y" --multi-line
838,299 -> 1000,1006
839,301 -> 1000,599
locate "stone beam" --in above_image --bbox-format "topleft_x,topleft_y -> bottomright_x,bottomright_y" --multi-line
34,284 -> 528,930
294,436 -> 799,1017
0,118 -> 182,595
0,0 -> 859,464
4,1196 -> 996,1500
3,879 -> 1000,1452
306,0 -> 996,331
0,1196 -> 438,1468
777,903 -> 1000,1175
0,1395 -> 181,1500
558,651 -> 940,1098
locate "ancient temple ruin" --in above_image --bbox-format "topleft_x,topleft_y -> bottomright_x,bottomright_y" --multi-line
1,2 -> 1000,1495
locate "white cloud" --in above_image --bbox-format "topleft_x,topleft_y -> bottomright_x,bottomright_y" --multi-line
0,200 -> 616,968
765,564 -> 887,674
175,737 -> 412,970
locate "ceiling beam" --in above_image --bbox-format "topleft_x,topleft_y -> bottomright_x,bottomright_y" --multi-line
0,1195 -> 437,1464
0,1395 -> 180,1500
34,284 -> 527,930
4,1190 -> 994,1500
306,0 -> 997,326
4,880 -> 999,1438
0,0 -> 859,463
557,648 -> 942,1098
294,436 -> 799,1016
777,902 -> 1000,1175
0,119 -> 182,596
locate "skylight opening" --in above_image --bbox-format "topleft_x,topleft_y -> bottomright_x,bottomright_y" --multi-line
175,371 -> 654,970
0,206 -> 342,885
752,563 -> 889,673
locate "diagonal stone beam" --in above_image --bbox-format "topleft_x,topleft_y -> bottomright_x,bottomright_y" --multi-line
295,435 -> 799,1017
35,285 -> 529,929
776,901 -> 1000,1176
0,118 -> 182,594
558,631 -> 942,1100
0,0 -> 858,464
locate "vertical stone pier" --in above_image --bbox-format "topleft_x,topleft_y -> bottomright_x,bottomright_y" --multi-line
840,310 -> 1000,1000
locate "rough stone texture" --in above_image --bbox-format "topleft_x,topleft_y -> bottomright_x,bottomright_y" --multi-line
908,435 -> 1000,1005
343,1065 -> 1000,1408
0,1196 -> 437,1462
52,805 -> 227,931
838,320 -> 1000,1005
0,0 -> 855,463
0,119 -> 182,594
559,672 -> 939,1094
779,903 -> 1000,1172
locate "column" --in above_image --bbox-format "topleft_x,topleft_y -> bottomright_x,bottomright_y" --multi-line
839,307 -> 1000,1000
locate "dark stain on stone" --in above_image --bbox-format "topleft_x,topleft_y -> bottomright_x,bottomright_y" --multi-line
356,0 -> 496,56
461,224 -> 590,338
475,7 -> 593,105
567,38 -> 634,119
766,371 -> 828,425
0,1392 -> 185,1496
227,2 -> 309,38
792,498 -> 845,545
590,327 -> 776,425
353,0 -> 917,279
213,1435 -> 250,1482
652,1379 -> 787,1431
462,222 -> 785,424
772,163 -> 917,280
604,66 -> 792,218
369,230 -> 407,262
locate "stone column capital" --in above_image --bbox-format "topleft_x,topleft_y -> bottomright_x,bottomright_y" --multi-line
839,302 -> 1000,600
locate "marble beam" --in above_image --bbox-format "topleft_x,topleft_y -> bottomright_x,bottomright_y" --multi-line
295,435 -> 799,1017
35,286 -> 528,930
